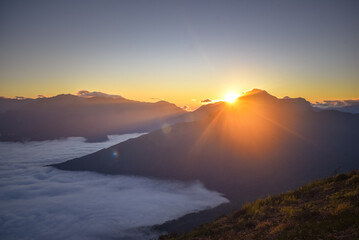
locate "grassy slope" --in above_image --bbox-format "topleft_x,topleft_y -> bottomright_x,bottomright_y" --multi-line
159,171 -> 359,240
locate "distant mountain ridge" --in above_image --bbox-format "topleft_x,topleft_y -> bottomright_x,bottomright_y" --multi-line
52,89 -> 359,202
0,97 -> 38,113
0,93 -> 187,142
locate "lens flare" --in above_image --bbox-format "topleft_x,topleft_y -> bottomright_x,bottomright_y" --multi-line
112,150 -> 118,157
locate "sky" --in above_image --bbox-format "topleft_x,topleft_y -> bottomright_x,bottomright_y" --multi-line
0,0 -> 358,109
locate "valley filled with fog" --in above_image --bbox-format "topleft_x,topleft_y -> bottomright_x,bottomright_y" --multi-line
0,134 -> 228,240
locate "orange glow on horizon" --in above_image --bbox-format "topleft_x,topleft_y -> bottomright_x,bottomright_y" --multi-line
223,92 -> 241,103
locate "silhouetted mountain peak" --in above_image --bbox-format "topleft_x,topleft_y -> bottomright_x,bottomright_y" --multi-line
36,94 -> 130,106
154,100 -> 185,112
281,96 -> 313,111
239,89 -> 274,100
193,101 -> 225,119
0,92 -> 187,142
37,94 -> 85,106
53,94 -> 79,99
193,89 -> 313,120
234,89 -> 312,113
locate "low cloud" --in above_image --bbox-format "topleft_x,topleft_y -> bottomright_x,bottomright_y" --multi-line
182,106 -> 192,111
0,135 -> 228,240
313,99 -> 359,108
201,98 -> 213,103
77,90 -> 124,99
150,97 -> 163,101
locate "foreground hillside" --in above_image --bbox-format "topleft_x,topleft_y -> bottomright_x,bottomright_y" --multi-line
159,171 -> 359,240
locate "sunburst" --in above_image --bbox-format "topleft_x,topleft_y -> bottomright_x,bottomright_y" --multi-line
223,92 -> 240,103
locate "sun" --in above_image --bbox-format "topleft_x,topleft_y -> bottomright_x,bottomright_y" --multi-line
223,92 -> 240,103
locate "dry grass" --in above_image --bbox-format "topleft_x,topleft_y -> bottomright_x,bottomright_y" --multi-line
159,171 -> 359,240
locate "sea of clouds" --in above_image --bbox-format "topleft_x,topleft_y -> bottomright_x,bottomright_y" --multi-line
0,134 -> 228,240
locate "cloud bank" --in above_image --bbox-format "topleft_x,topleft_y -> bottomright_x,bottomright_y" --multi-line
182,106 -> 192,111
77,90 -> 125,99
201,98 -> 213,103
0,134 -> 228,240
313,99 -> 359,108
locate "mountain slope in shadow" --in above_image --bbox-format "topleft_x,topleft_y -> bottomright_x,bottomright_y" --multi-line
0,94 -> 187,142
52,89 -> 359,202
159,171 -> 359,240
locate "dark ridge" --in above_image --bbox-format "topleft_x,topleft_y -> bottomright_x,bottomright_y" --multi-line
0,94 -> 188,142
51,89 -> 359,202
159,170 -> 359,240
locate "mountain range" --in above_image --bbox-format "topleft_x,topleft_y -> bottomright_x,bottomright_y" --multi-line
52,89 -> 359,203
0,94 -> 186,142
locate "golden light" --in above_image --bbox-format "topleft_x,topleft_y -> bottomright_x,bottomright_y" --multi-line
223,92 -> 240,103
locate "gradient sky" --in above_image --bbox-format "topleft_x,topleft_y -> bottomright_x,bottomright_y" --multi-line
0,0 -> 358,109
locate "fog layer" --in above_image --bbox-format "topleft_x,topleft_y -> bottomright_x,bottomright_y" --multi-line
0,134 -> 228,240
